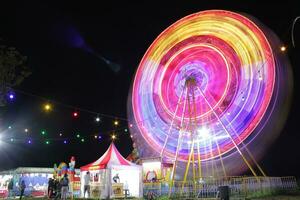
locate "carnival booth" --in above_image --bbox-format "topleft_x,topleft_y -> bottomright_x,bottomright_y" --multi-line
80,143 -> 142,199
140,157 -> 173,183
0,167 -> 53,198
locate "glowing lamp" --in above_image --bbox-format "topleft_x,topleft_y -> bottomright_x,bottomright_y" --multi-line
44,103 -> 52,111
9,94 -> 14,100
95,117 -> 100,122
25,128 -> 29,133
73,112 -> 79,117
111,134 -> 116,140
114,120 -> 119,126
280,46 -> 286,52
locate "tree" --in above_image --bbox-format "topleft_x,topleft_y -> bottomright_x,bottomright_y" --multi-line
0,42 -> 31,106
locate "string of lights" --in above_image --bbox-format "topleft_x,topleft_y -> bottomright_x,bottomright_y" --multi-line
11,88 -> 128,121
0,88 -> 136,145
1,123 -> 131,145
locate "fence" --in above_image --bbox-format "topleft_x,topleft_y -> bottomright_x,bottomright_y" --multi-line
143,176 -> 298,199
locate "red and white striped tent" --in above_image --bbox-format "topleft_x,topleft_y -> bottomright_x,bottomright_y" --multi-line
80,143 -> 142,198
80,142 -> 135,171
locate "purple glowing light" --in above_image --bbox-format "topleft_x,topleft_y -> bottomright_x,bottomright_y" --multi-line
8,93 -> 15,100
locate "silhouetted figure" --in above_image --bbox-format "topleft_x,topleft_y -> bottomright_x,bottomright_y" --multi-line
54,179 -> 61,200
112,173 -> 120,183
7,178 -> 14,198
60,174 -> 69,200
19,180 -> 26,200
48,178 -> 54,198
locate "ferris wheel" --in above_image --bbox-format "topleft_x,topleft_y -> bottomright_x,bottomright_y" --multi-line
129,10 -> 292,182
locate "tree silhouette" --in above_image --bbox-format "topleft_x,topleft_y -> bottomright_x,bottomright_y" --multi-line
0,41 -> 31,106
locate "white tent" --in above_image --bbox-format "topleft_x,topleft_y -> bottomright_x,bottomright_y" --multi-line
80,143 -> 142,199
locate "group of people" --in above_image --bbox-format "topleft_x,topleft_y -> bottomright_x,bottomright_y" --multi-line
7,175 -> 69,200
7,179 -> 26,199
48,174 -> 69,200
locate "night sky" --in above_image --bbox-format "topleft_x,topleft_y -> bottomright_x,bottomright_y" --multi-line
0,1 -> 299,177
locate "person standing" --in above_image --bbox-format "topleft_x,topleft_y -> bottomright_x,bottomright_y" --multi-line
48,178 -> 54,198
60,174 -> 69,200
112,173 -> 120,183
7,178 -> 14,199
83,171 -> 90,198
19,180 -> 26,200
54,179 -> 61,200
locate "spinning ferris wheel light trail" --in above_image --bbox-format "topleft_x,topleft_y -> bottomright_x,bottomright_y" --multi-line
292,16 -> 300,48
128,10 -> 293,193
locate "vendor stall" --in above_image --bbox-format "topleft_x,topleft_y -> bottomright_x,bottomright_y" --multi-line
0,167 -> 53,198
80,142 -> 142,199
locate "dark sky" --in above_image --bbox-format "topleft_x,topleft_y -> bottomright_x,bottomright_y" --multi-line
0,1 -> 299,177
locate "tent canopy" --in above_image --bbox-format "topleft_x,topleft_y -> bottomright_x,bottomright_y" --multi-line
0,167 -> 54,175
80,143 -> 135,171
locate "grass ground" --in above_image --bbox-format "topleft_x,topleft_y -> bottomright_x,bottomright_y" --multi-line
1,197 -> 300,200
249,195 -> 300,200
2,192 -> 300,199
247,190 -> 300,200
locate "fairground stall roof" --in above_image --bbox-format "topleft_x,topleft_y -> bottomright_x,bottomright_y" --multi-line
80,143 -> 136,171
